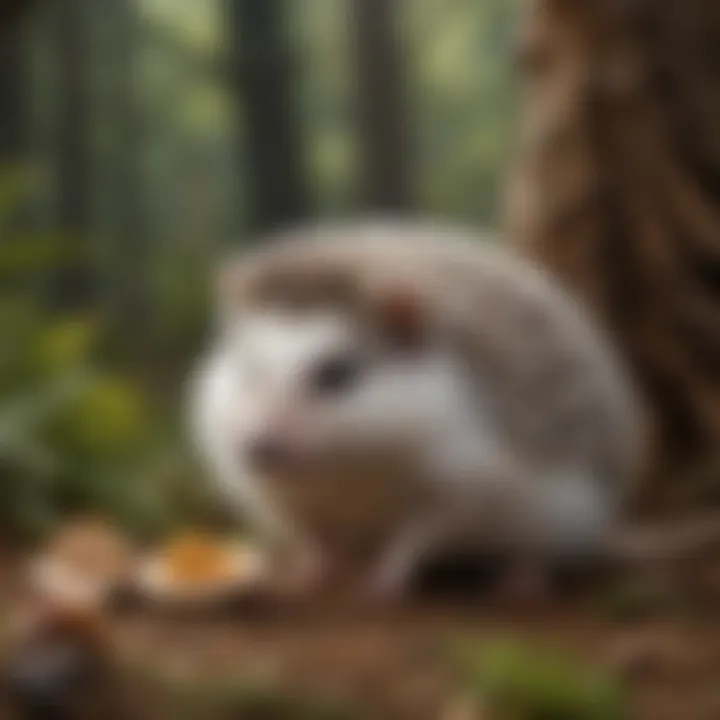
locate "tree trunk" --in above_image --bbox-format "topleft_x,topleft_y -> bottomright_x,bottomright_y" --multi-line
229,0 -> 310,235
55,0 -> 93,310
350,0 -> 415,212
0,19 -> 25,165
508,0 -> 720,510
112,0 -> 146,325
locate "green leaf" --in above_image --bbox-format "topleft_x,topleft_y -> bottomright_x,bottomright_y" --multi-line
34,319 -> 99,375
454,637 -> 628,720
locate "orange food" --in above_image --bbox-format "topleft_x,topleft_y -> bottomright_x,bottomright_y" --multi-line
162,533 -> 240,585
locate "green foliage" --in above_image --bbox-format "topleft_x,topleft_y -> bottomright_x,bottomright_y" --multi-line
0,173 -> 215,540
454,637 -> 628,720
0,304 -> 217,539
1,303 -> 148,536
408,0 -> 520,224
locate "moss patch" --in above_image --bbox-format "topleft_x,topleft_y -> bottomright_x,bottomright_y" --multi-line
453,637 -> 628,720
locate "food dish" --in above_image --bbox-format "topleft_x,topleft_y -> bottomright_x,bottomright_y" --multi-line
134,533 -> 268,607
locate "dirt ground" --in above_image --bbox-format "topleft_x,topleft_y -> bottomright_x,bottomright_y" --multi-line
2,553 -> 720,719
114,601 -> 720,719
84,559 -> 720,718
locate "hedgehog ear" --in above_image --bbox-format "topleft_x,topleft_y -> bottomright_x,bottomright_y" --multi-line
373,285 -> 427,350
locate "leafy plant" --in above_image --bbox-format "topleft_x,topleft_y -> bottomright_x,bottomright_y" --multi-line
454,637 -> 628,720
0,170 -> 214,540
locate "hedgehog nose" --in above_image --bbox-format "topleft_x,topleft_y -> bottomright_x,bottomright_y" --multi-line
245,434 -> 291,473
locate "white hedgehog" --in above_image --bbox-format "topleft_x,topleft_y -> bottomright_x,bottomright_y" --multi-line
187,219 -> 646,602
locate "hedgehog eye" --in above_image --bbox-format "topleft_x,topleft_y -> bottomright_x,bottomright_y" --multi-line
309,354 -> 361,395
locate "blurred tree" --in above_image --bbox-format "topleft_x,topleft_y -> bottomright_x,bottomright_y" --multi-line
0,0 -> 34,28
55,0 -> 93,310
350,0 -> 414,211
409,0 -> 519,225
228,0 -> 310,234
111,0 -> 147,325
0,19 -> 25,164
508,0 -> 720,510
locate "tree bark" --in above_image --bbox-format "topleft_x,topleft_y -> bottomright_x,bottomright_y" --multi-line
350,0 -> 415,212
508,0 -> 720,510
229,0 -> 310,235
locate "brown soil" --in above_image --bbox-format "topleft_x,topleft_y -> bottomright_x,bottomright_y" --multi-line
3,554 -> 720,719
